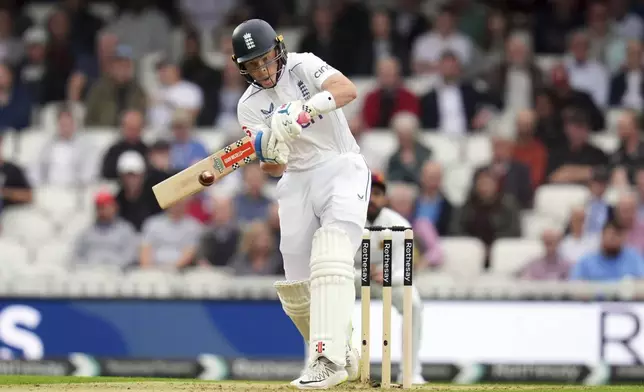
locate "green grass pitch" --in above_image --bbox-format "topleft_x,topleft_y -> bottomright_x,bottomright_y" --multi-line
0,376 -> 641,391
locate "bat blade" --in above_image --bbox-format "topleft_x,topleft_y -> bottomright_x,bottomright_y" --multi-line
152,136 -> 257,209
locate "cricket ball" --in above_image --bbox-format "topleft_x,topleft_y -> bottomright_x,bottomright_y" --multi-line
198,171 -> 215,186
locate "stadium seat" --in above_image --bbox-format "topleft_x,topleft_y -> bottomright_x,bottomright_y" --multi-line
489,238 -> 545,276
0,238 -> 30,274
139,52 -> 164,95
0,207 -> 57,247
606,109 -> 625,133
590,132 -> 619,154
16,128 -> 49,166
344,78 -> 376,120
439,237 -> 486,278
9,264 -> 69,296
1,130 -> 16,161
442,163 -> 475,206
66,266 -> 122,297
359,130 -> 397,173
418,133 -> 461,165
414,271 -> 457,299
33,241 -> 73,268
120,269 -> 178,298
534,184 -> 589,223
59,212 -> 94,241
40,102 -> 85,131
84,128 -> 120,154
465,134 -> 492,167
195,130 -> 227,151
228,276 -> 281,299
34,185 -> 82,223
520,210 -> 563,239
181,267 -> 233,298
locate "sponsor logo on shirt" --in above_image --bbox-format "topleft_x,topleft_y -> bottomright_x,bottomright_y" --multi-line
260,102 -> 275,118
314,64 -> 330,79
297,80 -> 311,100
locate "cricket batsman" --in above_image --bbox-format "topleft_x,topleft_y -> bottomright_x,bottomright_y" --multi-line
232,19 -> 370,389
358,172 -> 425,384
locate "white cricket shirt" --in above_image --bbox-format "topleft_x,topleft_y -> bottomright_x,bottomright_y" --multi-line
237,52 -> 359,172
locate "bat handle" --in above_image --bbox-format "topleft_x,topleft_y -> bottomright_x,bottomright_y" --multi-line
296,111 -> 312,125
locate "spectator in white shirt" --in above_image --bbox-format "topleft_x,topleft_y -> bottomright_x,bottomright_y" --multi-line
148,58 -> 204,131
559,206 -> 600,263
564,30 -> 609,109
610,0 -> 644,40
411,5 -> 473,75
31,104 -> 96,186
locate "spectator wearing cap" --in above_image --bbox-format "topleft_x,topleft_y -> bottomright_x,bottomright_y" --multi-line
419,52 -> 498,133
546,110 -> 609,184
549,64 -> 604,131
73,191 -> 138,268
101,110 -> 148,180
411,5 -> 473,74
0,8 -> 24,67
613,192 -> 644,256
107,0 -> 171,60
570,219 -> 644,281
609,40 -> 644,111
518,228 -> 571,280
610,110 -> 644,186
17,27 -> 47,104
476,133 -> 533,209
30,104 -> 96,186
358,57 -> 419,130
85,44 -> 147,127
169,109 -> 208,171
512,109 -> 548,189
0,63 -> 31,133
140,198 -> 202,269
386,111 -> 431,185
115,151 -> 161,231
148,58 -> 203,130
196,196 -> 241,267
0,133 -> 32,210
563,30 -> 609,109
68,31 -> 119,102
179,29 -> 222,127
584,168 -> 613,235
41,8 -> 76,104
414,161 -> 453,236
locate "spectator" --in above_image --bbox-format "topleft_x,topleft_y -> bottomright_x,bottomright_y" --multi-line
563,30 -> 609,109
0,63 -> 31,133
41,8 -> 76,104
73,191 -> 138,268
610,110 -> 644,186
570,219 -> 644,281
453,0 -> 488,49
0,133 -> 32,208
17,27 -> 47,104
487,134 -> 534,208
108,0 -> 171,59
62,0 -> 104,56
451,169 -> 521,266
586,0 -> 625,73
560,206 -> 600,263
513,109 -> 548,189
233,163 -> 271,226
297,6 -> 345,70
387,181 -> 416,220
613,191 -> 644,255
386,111 -> 431,185
609,0 -> 644,40
148,59 -> 203,130
414,161 -> 454,236
518,228 -> 571,280
85,44 -> 147,127
636,168 -> 644,219
609,40 -> 644,110
101,110 -> 148,180
196,196 -> 241,267
115,151 -> 161,231
476,9 -> 508,68
549,64 -> 604,131
359,57 -> 418,130
178,0 -> 235,35
140,198 -> 202,269
180,29 -> 222,127
214,59 -> 246,131
584,167 -> 613,235
391,0 -> 429,53
480,33 -> 545,113
146,139 -> 172,189
534,0 -> 583,54
353,9 -> 410,76
419,52 -> 496,133
68,31 -> 119,102
31,104 -> 95,186
546,110 -> 609,184
533,88 -> 566,150
0,8 -> 23,67
229,220 -> 283,276
411,5 -> 473,74
169,109 -> 208,171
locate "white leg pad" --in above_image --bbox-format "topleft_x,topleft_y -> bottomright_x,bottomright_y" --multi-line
309,227 -> 356,367
274,279 -> 311,342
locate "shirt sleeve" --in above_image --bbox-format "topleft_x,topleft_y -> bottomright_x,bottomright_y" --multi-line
237,100 -> 271,138
569,257 -> 587,280
297,52 -> 341,91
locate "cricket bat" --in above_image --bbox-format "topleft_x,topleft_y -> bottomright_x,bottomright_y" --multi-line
152,136 -> 256,209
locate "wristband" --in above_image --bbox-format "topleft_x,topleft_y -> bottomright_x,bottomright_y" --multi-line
304,91 -> 336,117
254,130 -> 265,161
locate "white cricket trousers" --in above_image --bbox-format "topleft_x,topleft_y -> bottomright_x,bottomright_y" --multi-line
277,152 -> 371,281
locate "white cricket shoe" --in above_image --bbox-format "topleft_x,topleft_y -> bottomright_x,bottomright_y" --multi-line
396,372 -> 426,385
291,357 -> 348,390
345,346 -> 360,381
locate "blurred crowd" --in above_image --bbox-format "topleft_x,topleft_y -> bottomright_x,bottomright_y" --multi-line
1,0 -> 644,283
